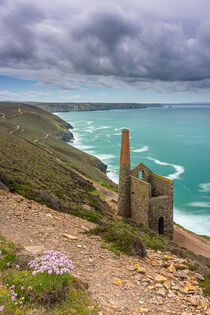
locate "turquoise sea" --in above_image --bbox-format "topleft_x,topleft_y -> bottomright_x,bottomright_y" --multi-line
56,105 -> 210,236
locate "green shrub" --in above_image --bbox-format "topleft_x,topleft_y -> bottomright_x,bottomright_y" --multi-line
199,274 -> 210,296
0,235 -> 17,270
86,226 -> 146,257
3,270 -> 71,306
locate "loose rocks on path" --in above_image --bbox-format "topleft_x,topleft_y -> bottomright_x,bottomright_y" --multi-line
0,190 -> 209,314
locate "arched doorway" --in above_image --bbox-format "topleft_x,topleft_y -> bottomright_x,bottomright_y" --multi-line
158,216 -> 164,235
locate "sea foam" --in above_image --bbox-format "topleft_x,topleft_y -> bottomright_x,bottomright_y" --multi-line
107,170 -> 119,184
187,202 -> 210,208
93,153 -> 117,161
198,183 -> 210,193
132,145 -> 149,153
147,157 -> 184,180
174,207 -> 210,236
87,125 -> 111,133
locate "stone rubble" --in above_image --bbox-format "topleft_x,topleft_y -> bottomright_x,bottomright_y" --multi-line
0,190 -> 209,315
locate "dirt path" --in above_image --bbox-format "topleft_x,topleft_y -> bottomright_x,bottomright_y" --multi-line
0,190 -> 209,314
18,107 -> 23,114
174,226 -> 210,258
9,125 -> 21,134
11,107 -> 24,119
33,133 -> 49,143
93,182 -> 118,212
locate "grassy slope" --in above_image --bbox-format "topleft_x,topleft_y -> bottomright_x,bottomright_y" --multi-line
0,102 -> 209,278
0,102 -> 116,216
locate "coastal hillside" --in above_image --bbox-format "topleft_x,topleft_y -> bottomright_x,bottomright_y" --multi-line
0,102 -> 116,216
0,102 -> 210,261
0,102 -> 209,314
26,102 -> 161,113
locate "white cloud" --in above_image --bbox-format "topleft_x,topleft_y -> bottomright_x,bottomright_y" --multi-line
0,89 -> 52,100
61,95 -> 81,100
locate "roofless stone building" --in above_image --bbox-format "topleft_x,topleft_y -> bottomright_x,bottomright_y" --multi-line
118,129 -> 173,240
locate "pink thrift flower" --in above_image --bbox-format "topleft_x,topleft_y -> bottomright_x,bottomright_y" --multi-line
27,286 -> 32,291
0,306 -> 4,312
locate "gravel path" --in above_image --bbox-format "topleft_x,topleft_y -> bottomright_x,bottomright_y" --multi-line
0,190 -> 209,315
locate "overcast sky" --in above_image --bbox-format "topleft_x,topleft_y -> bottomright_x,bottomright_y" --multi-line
1,0 -> 210,102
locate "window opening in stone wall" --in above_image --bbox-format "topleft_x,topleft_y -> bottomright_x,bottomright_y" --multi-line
138,170 -> 143,178
158,216 -> 164,235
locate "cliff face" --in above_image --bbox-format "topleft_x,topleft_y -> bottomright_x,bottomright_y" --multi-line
54,129 -> 74,142
95,161 -> 107,173
28,102 -> 162,113
53,122 -> 108,172
53,120 -> 75,142
65,122 -> 73,129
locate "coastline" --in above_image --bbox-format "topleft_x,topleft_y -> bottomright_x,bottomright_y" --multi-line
55,109 -> 210,238
1,102 -> 209,263
68,127 -> 116,180
66,123 -> 210,255
29,102 -> 162,113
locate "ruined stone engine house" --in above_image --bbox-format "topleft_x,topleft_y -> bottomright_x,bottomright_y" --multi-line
117,129 -> 173,240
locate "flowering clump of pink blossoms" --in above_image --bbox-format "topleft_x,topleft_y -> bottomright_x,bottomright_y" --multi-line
28,250 -> 74,276
6,285 -> 25,306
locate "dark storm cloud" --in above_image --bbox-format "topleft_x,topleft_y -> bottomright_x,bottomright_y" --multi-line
1,0 -> 210,91
0,2 -> 45,65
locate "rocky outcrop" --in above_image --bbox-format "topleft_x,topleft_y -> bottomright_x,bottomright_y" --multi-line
54,121 -> 74,142
95,161 -> 107,174
54,130 -> 74,142
65,122 -> 73,129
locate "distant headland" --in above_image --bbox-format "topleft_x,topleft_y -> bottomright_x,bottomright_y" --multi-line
26,102 -> 162,113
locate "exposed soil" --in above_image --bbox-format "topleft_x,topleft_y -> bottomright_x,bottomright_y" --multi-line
174,226 -> 210,258
0,190 -> 209,314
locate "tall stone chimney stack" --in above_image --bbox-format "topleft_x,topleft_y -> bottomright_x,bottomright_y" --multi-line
117,129 -> 131,217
